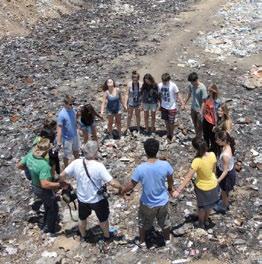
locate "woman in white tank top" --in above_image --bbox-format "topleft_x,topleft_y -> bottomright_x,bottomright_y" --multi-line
215,131 -> 236,214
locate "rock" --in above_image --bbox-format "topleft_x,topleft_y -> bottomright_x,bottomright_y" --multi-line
41,251 -> 58,258
241,66 -> 262,90
172,258 -> 192,264
234,239 -> 246,245
53,236 -> 80,252
5,246 -> 17,255
191,228 -> 208,238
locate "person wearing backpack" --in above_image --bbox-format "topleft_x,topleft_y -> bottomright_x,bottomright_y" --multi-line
125,70 -> 143,134
79,104 -> 103,143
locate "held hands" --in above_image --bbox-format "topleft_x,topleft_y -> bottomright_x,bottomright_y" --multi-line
181,103 -> 186,110
172,190 -> 180,198
55,144 -> 62,152
59,181 -> 69,190
169,188 -> 181,198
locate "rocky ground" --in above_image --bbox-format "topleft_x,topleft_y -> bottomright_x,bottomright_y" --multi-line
0,0 -> 261,263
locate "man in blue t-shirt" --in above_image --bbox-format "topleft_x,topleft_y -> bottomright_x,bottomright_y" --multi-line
57,95 -> 80,167
122,138 -> 174,245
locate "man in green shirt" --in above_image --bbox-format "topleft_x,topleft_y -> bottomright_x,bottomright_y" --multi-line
17,138 -> 65,234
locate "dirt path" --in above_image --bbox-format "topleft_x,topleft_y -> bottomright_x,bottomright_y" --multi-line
139,0 -> 227,79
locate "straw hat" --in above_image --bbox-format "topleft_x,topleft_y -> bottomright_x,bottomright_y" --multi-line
32,138 -> 51,158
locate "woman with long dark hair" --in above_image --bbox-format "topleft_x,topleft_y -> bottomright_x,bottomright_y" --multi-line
173,138 -> 219,229
214,131 -> 236,214
79,104 -> 103,143
141,74 -> 159,135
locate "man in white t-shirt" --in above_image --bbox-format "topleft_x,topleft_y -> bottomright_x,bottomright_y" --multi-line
158,73 -> 185,142
59,141 -> 122,243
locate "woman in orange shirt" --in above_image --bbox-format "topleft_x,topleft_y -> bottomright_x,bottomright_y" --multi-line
202,84 -> 221,152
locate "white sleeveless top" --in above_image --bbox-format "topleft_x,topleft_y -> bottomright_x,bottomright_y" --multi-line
217,151 -> 235,171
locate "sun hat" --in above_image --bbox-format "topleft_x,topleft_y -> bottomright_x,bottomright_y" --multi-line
32,138 -> 51,158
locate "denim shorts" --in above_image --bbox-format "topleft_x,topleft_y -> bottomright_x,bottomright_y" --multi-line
143,103 -> 157,112
80,121 -> 96,135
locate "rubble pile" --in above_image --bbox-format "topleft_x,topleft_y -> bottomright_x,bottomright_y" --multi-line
196,0 -> 262,59
0,0 -> 261,263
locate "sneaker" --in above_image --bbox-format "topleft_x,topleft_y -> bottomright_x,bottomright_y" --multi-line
80,235 -> 86,243
193,222 -> 205,229
213,202 -> 228,215
165,240 -> 171,246
204,219 -> 216,229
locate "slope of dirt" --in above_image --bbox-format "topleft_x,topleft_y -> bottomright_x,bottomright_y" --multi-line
0,0 -> 90,38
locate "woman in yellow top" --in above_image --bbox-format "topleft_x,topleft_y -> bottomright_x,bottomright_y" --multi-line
173,138 -> 219,229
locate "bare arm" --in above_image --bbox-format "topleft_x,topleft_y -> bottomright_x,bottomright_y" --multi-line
124,85 -> 129,109
100,92 -> 107,115
40,179 -> 61,190
108,179 -> 122,192
184,91 -> 191,105
57,125 -> 62,145
217,155 -> 230,183
225,119 -> 233,133
167,175 -> 174,196
177,92 -> 185,109
119,90 -> 127,111
94,109 -> 104,120
121,180 -> 138,194
173,169 -> 195,197
17,162 -> 26,170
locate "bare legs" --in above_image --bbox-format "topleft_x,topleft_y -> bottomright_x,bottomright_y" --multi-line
198,208 -> 211,227
107,114 -> 122,137
79,219 -> 87,237
78,219 -> 110,239
100,220 -> 110,239
107,115 -> 114,135
221,190 -> 229,208
127,107 -> 141,131
151,111 -> 156,132
144,111 -> 149,132
144,110 -> 156,133
165,121 -> 175,140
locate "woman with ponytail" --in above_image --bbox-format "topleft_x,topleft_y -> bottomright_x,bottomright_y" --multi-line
214,131 -> 236,214
173,138 -> 219,229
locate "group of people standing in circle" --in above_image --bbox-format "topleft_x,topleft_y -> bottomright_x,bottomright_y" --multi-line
17,69 -> 237,244
78,70 -> 236,221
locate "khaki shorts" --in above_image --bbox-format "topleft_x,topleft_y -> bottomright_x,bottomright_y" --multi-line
63,134 -> 80,159
138,202 -> 171,231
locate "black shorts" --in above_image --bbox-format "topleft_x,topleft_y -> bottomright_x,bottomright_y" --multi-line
217,167 -> 236,193
78,199 -> 109,222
